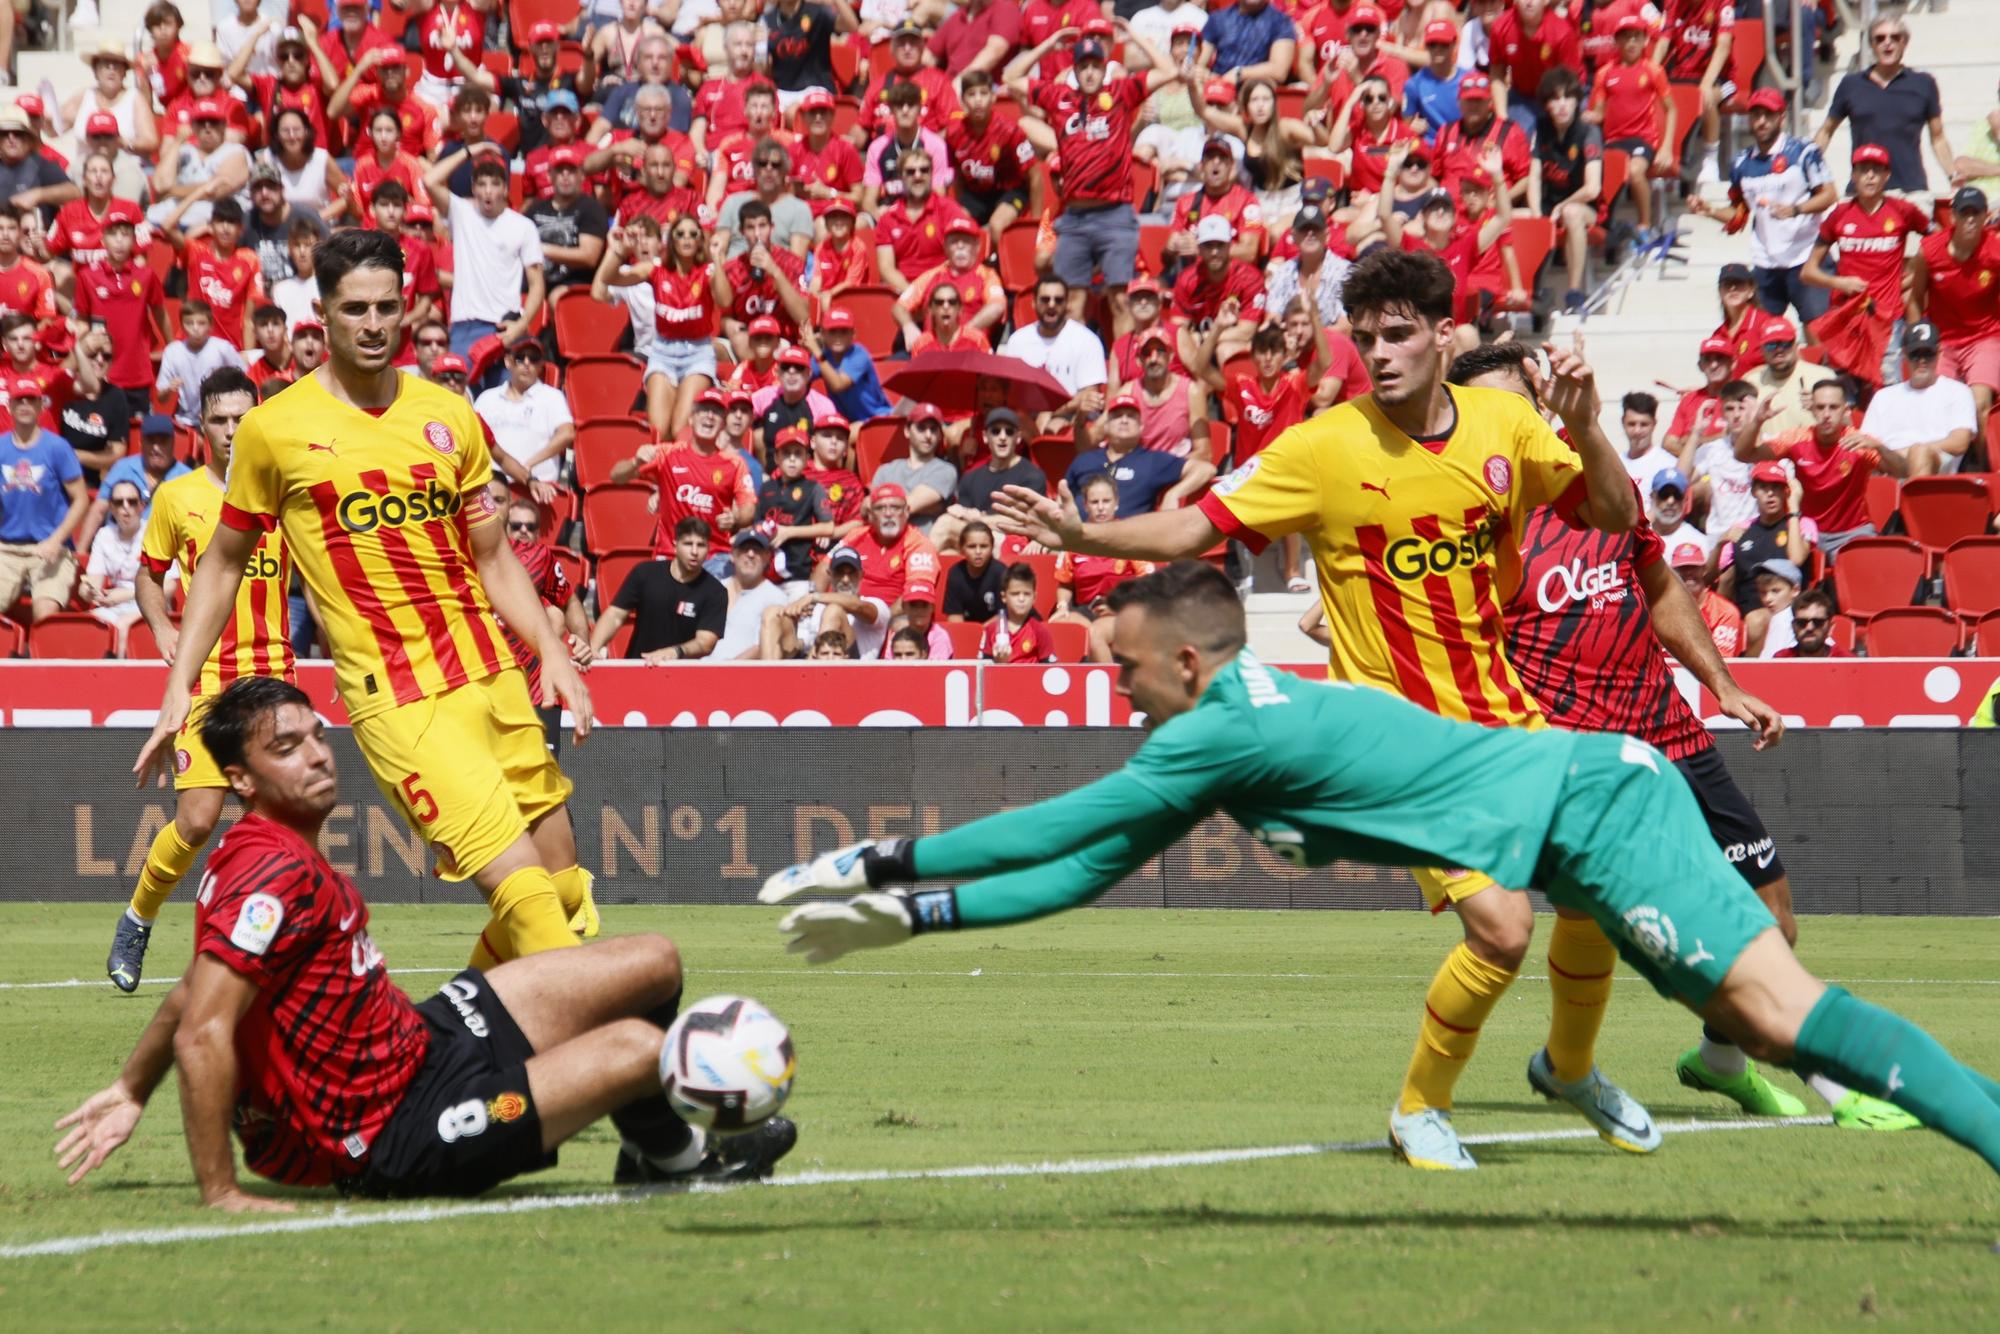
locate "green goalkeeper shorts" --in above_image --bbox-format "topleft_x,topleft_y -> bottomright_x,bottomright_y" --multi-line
1536,733 -> 1779,1007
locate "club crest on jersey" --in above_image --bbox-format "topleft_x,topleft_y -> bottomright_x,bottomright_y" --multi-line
424,421 -> 457,455
1484,455 -> 1513,494
175,748 -> 192,774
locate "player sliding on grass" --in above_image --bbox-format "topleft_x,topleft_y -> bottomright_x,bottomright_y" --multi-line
762,564 -> 2000,1173
59,677 -> 795,1208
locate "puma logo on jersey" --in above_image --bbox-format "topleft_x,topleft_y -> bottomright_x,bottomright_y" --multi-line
1360,480 -> 1391,500
306,442 -> 336,454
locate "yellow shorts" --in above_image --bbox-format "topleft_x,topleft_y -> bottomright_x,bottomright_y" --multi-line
351,670 -> 574,881
171,696 -> 229,792
1412,865 -> 1502,913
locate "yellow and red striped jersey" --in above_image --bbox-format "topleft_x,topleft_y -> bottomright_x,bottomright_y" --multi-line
219,373 -> 509,722
1197,385 -> 1587,728
140,467 -> 295,697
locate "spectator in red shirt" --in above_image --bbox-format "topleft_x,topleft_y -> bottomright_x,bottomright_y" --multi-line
177,197 -> 263,351
46,153 -> 144,284
944,70 -> 1036,241
1772,590 -> 1847,658
1673,540 -> 1745,658
1655,0 -> 1735,182
1908,186 -> 2000,426
1167,138 -> 1267,270
706,83 -> 795,214
73,217 -> 167,416
1173,215 -> 1265,369
1712,260 -> 1788,377
790,89 -> 866,220
352,107 -> 430,217
856,24 -> 960,144
1052,473 -> 1153,662
720,199 -> 811,354
1800,143 -> 1931,388
980,560 -> 1056,662
931,0 -> 1023,80
1585,17 -> 1676,242
1665,335 -> 1738,466
330,48 -> 441,160
895,218 -> 1005,345
1487,0 -> 1582,137
905,281 -> 989,356
845,483 -> 941,607
1304,5 -> 1407,109
614,389 -> 758,573
1322,74 -> 1420,209
872,146 -> 972,298
1108,279 -> 1187,393
1736,379 -> 1907,562
1431,74 -> 1532,202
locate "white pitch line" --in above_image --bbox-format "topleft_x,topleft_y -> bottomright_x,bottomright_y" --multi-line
0,1116 -> 1828,1261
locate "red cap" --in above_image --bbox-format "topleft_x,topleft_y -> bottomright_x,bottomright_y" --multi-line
799,89 -> 836,114
292,319 -> 324,337
870,482 -> 908,505
747,314 -> 783,338
84,111 -> 119,137
695,387 -> 729,409
1458,73 -> 1492,101
822,308 -> 856,330
7,374 -> 43,398
1127,276 -> 1162,298
1106,392 -> 1141,415
1669,541 -> 1708,568
1614,14 -> 1650,35
776,345 -> 812,368
1135,326 -> 1174,353
813,411 -> 851,431
1082,16 -> 1114,37
1697,336 -> 1735,359
1761,316 -> 1798,344
904,579 -> 936,602
1747,87 -> 1786,113
944,217 -> 981,239
773,425 -> 810,451
547,144 -> 585,169
528,20 -> 561,42
189,96 -> 229,123
1203,77 -> 1237,106
909,402 -> 943,424
16,93 -> 43,118
1464,166 -> 1496,190
431,352 -> 467,375
1852,143 -> 1891,167
823,196 -> 857,217
1423,19 -> 1458,44
405,196 -> 435,223
1346,4 -> 1385,31
1751,461 -> 1788,485
725,386 -> 754,407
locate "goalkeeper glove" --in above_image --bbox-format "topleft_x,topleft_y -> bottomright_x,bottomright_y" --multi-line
758,838 -> 918,904
777,888 -> 960,964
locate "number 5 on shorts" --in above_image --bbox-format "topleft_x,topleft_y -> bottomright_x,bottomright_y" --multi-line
402,773 -> 439,824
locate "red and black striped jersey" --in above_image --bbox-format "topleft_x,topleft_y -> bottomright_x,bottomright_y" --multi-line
193,814 -> 429,1186
506,537 -> 574,699
1504,505 -> 1712,760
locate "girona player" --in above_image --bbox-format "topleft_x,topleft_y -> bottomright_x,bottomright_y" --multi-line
1447,342 -> 1917,1132
996,248 -> 1655,1171
108,369 -> 291,992
67,678 -> 795,1206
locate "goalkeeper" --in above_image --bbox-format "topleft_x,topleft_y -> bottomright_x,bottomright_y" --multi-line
764,562 -> 2000,1174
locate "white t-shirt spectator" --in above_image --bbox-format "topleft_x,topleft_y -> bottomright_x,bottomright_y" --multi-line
1860,375 -> 1977,476
710,576 -> 791,660
1623,446 -> 1677,494
270,273 -> 319,333
85,523 -> 146,627
446,194 -> 546,324
1654,519 -> 1713,562
1759,604 -> 1796,658
999,319 -> 1107,396
803,595 -> 891,658
1694,439 -> 1761,535
216,11 -> 278,80
474,380 -> 575,483
605,277 -> 657,358
1131,1 -> 1206,52
155,338 -> 248,426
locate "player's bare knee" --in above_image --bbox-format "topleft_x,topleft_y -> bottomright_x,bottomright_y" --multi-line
176,802 -> 220,845
630,932 -> 683,1002
1461,903 -> 1531,971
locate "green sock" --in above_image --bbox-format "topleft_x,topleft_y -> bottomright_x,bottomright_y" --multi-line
1793,987 -> 2000,1173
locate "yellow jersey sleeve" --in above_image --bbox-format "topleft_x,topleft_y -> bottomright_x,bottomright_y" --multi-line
452,396 -> 504,531
1503,392 -> 1589,523
139,481 -> 181,573
1194,422 -> 1324,553
221,408 -> 282,532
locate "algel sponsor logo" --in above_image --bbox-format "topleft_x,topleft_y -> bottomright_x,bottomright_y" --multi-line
1536,557 -> 1627,612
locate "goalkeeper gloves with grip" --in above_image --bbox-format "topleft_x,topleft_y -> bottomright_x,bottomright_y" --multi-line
778,888 -> 961,964
758,838 -> 919,904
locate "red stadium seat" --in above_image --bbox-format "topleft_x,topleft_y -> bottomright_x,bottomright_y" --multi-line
829,33 -> 861,92
942,620 -> 984,659
1137,224 -> 1172,278
27,613 -> 116,659
1207,418 -> 1233,467
1899,475 -> 1993,559
1588,151 -> 1628,235
594,547 -> 660,611
1864,472 -> 1899,533
1722,19 -> 1766,114
1507,217 -> 1557,287
996,220 -> 1042,294
1129,158 -> 1158,211
1831,537 -> 1926,617
508,0 -> 581,41
124,616 -> 175,660
1941,537 -> 2000,616
837,286 -> 901,357
1044,620 -> 1089,663
1829,613 -> 1858,654
1974,610 -> 2000,658
1302,157 -> 1345,193
0,617 -> 22,657
831,96 -> 862,141
573,417 -> 652,489
854,417 -> 908,481
1862,607 -> 1962,657
554,293 -> 632,360
580,484 -> 657,556
1027,435 -> 1076,491
551,545 -> 586,601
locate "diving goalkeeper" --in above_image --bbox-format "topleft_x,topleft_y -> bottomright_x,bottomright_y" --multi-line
762,562 -> 2000,1173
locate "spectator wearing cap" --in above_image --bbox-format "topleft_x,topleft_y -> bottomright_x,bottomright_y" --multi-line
497,26 -> 585,157
1860,322 -> 1979,477
729,315 -> 785,395
525,143 -> 611,299
708,529 -> 794,659
888,579 -> 952,658
163,42 -> 257,144
752,345 -> 836,452
1708,261 -> 1785,378
1168,135 -> 1267,269
791,90 -> 866,218
755,426 -> 838,586
1691,89 -> 1836,326
1381,143 -> 1520,345
425,143 -> 548,364
1263,202 -> 1349,328
1744,318 -> 1838,440
1801,144 -> 1933,386
856,24 -> 961,148
942,70 -> 1035,242
0,376 -> 87,624
0,107 -> 77,228
1127,326 -> 1207,459
592,516 -> 730,662
64,34 -> 162,162
1428,72 -> 1530,202
1304,6 -> 1408,107
1106,279 -> 1183,394
148,97 -> 252,232
475,339 -> 575,497
1909,187 -> 2000,428
240,159 -> 330,288
290,319 -> 329,379
1739,378 -> 1901,564
896,217 -> 1005,346
761,542 -> 892,658
1672,539 -> 1744,659
1745,557 -> 1803,659
1402,19 -> 1469,139
846,482 -> 941,606
721,199 -> 813,353
1714,460 -> 1810,618
1772,589 -> 1847,659
1005,26 -> 1182,331
1173,215 -> 1264,370
721,387 -> 764,478
807,197 -> 874,305
215,0 -> 279,82
613,388 -> 757,573
764,0 -> 860,108
329,40 -> 442,161
72,217 -> 167,418
1000,275 -> 1110,427
66,114 -> 150,207
800,307 -> 893,422
236,30 -> 341,163
1648,465 -> 1710,556
427,350 -> 472,397
74,415 -> 189,559
1201,0 -> 1296,84
1067,392 -> 1215,518
1815,14 -> 1953,201
804,411 -> 867,538
932,407 -> 1047,551
154,301 -> 248,429
1484,0 -> 1581,138
871,405 -> 958,534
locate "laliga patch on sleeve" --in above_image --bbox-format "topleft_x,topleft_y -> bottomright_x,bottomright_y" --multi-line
230,892 -> 285,955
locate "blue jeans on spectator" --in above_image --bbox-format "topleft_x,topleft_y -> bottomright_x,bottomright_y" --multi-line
1504,100 -> 1538,139
288,592 -> 318,659
1753,263 -> 1829,326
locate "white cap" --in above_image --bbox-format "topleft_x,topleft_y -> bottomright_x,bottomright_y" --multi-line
1194,214 -> 1236,245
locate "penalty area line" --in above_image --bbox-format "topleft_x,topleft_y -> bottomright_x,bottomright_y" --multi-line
0,1116 -> 1829,1260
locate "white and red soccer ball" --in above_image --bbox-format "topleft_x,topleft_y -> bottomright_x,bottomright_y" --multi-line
660,995 -> 796,1132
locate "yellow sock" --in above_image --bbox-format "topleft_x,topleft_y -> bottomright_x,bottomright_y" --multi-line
485,865 -> 581,958
553,865 -> 600,938
468,922 -> 508,971
1544,914 -> 1619,1084
130,822 -> 201,921
1399,943 -> 1518,1114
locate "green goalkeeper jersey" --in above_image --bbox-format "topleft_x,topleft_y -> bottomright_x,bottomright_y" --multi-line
912,651 -> 1584,926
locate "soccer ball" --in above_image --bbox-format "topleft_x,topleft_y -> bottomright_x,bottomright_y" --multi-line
660,995 -> 796,1133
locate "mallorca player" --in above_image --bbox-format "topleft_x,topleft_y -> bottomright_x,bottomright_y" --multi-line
108,368 -> 292,993
993,248 -> 1652,1171
135,229 -> 597,971
1449,343 -> 1917,1132
761,563 -> 2000,1178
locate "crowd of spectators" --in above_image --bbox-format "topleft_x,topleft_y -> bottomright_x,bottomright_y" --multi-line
0,0 -> 1997,666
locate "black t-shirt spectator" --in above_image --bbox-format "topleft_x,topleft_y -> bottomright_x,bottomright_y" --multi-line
764,3 -> 839,92
1065,447 -> 1185,518
1536,118 -> 1603,204
757,394 -> 820,453
498,72 -> 585,153
755,473 -> 833,579
1826,67 -> 1942,193
0,153 -> 72,225
434,140 -> 482,198
59,384 -> 132,485
525,194 -> 611,288
614,561 -> 728,655
1728,517 -> 1792,615
244,206 -> 329,287
956,456 -> 1047,513
943,559 -> 1006,622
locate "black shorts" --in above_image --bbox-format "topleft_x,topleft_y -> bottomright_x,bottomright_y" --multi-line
1605,137 -> 1658,160
1674,744 -> 1786,890
345,969 -> 556,1199
956,185 -> 1028,226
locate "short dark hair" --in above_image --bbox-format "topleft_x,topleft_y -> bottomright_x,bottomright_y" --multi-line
209,197 -> 244,226
884,82 -> 923,109
1536,65 -> 1583,106
673,515 -> 709,541
960,69 -> 993,91
143,1 -> 183,27
816,627 -> 852,654
1446,341 -> 1534,390
179,298 -> 212,321
1810,378 -> 1850,402
737,199 -> 772,227
471,157 -> 509,185
1793,588 -> 1836,620
890,626 -> 929,657
745,82 -> 776,104
0,312 -> 30,338
1341,247 -> 1456,325
1103,560 -> 1248,656
1251,323 -> 1287,355
1622,391 -> 1659,417
371,179 -> 409,208
1077,471 -> 1119,500
1003,560 -> 1038,590
452,84 -> 492,114
1035,275 -> 1068,299
252,302 -> 285,325
1719,379 -> 1759,404
314,226 -> 404,301
199,675 -> 314,774
961,519 -> 992,544
755,136 -> 790,172
200,366 -> 257,413
288,216 -> 323,244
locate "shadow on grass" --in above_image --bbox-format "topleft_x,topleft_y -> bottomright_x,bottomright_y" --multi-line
1097,1205 -> 1981,1246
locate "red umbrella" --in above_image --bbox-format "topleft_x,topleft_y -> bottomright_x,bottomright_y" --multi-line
881,350 -> 1072,417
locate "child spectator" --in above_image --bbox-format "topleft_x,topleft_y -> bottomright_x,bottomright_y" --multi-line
943,520 -> 1005,622
980,560 -> 1057,663
888,627 -> 929,659
891,579 -> 951,658
755,428 -> 838,588
73,217 -> 167,418
1053,474 -> 1154,663
1585,17 -> 1675,245
1773,589 -> 1847,658
806,201 -> 876,306
1674,541 -> 1744,658
810,627 -> 856,660
1746,557 -> 1803,659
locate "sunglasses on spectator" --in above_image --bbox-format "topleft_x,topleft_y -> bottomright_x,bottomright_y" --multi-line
1350,24 -> 1379,35
931,294 -> 961,306
190,66 -> 220,78
988,424 -> 1019,435
506,519 -> 539,533
1906,349 -> 1939,361
1361,93 -> 1390,105
87,349 -> 112,361
417,336 -> 448,347
1872,32 -> 1906,45
1761,341 -> 1796,352
756,158 -> 785,169
111,495 -> 144,508
510,348 -> 544,362
1793,616 -> 1830,628
438,372 -> 467,383
280,51 -> 308,63
901,167 -> 928,178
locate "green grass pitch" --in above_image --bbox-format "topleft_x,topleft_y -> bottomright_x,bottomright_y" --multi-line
3,904 -> 1997,1329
